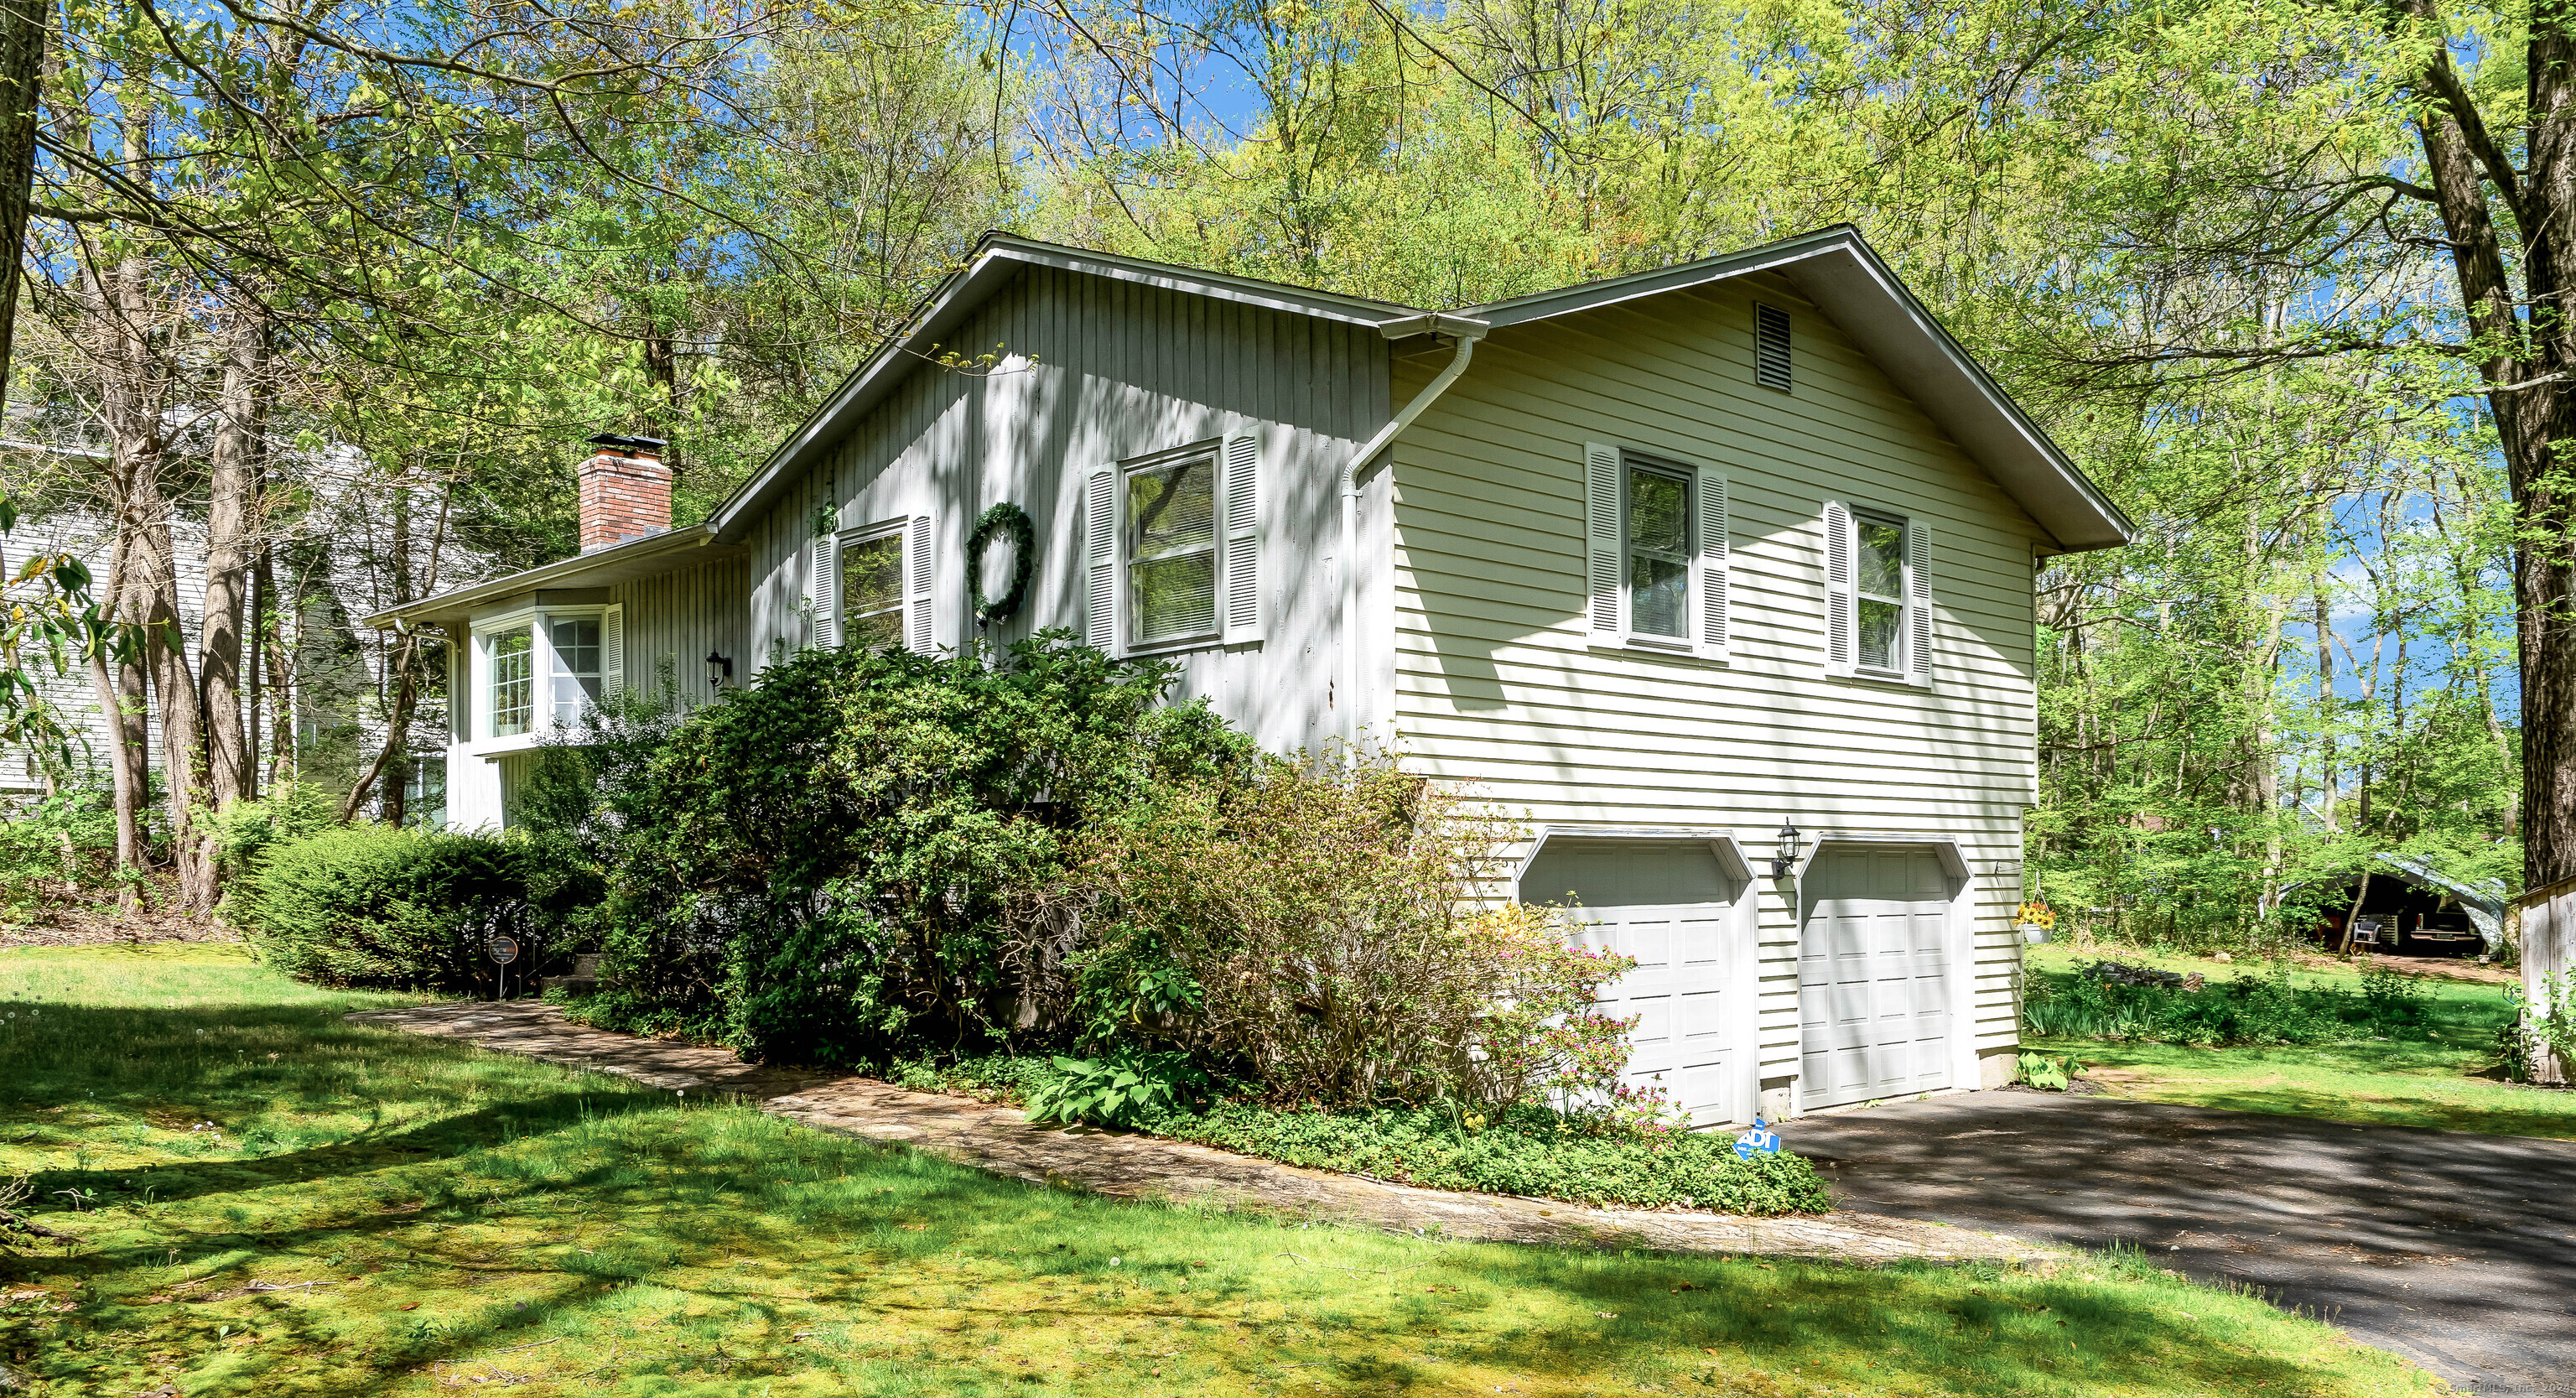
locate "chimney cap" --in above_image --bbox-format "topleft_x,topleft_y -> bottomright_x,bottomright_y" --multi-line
584,433 -> 669,457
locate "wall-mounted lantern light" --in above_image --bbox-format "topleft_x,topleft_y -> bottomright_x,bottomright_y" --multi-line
704,649 -> 735,689
1770,820 -> 1803,879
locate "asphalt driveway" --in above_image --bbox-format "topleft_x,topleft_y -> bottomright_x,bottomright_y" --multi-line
1783,1092 -> 2576,1397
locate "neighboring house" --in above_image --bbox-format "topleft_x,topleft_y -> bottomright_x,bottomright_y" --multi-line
367,225 -> 2133,1126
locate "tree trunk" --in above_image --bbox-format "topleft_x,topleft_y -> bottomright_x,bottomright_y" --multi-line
0,0 -> 44,398
200,303 -> 267,811
84,531 -> 148,906
2401,0 -> 2576,886
132,509 -> 215,909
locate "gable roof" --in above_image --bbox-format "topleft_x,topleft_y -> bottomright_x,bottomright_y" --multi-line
1459,225 -> 2132,551
707,226 -> 2130,553
369,226 -> 2129,628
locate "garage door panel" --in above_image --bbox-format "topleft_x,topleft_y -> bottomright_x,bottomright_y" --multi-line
1521,841 -> 1747,1127
1799,848 -> 1957,1113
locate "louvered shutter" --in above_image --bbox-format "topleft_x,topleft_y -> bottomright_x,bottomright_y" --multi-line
1584,443 -> 1623,637
1221,434 -> 1264,643
1695,470 -> 1729,662
906,515 -> 935,654
1084,468 -> 1117,652
1823,500 -> 1855,676
1755,304 -> 1792,392
1906,519 -> 1933,686
600,604 -> 625,699
809,533 -> 839,649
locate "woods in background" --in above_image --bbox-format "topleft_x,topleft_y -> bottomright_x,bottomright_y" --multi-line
0,0 -> 2538,942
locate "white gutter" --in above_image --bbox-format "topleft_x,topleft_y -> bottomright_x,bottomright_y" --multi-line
1340,318 -> 1487,750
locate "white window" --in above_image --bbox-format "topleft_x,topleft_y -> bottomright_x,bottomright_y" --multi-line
1085,435 -> 1262,653
489,626 -> 534,737
1824,501 -> 1931,684
809,517 -> 935,653
548,616 -> 602,727
475,605 -> 622,741
1583,442 -> 1728,660
840,529 -> 906,649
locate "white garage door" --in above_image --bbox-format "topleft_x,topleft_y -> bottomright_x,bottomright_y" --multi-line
1519,840 -> 1743,1126
1800,847 -> 1955,1112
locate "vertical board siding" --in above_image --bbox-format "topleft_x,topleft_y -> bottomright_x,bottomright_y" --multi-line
605,553 -> 751,709
1390,272 -> 2047,1109
738,264 -> 1391,757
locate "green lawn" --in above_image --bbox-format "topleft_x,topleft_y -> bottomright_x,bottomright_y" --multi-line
0,944 -> 2441,1398
2025,942 -> 2576,1140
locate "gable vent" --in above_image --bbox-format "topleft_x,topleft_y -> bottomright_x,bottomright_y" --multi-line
1754,303 -> 1791,392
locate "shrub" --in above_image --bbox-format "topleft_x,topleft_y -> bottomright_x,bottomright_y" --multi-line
0,783 -> 120,917
1141,1099 -> 1832,1214
536,633 -> 1254,1067
1022,1050 -> 1209,1128
2024,961 -> 2433,1047
208,781 -> 340,879
1075,755 -> 1636,1110
231,824 -> 599,990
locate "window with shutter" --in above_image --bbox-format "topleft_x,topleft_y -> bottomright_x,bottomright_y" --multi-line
838,528 -> 905,650
1587,444 -> 1730,659
1826,503 -> 1926,683
1754,303 -> 1791,392
1126,445 -> 1221,646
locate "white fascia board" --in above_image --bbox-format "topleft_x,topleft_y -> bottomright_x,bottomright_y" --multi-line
706,235 -> 1431,545
360,525 -> 727,630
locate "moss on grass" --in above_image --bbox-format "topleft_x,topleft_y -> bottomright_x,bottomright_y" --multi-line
1,943 -> 2444,1396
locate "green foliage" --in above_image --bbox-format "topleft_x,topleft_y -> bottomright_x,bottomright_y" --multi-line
1141,1099 -> 1833,1215
2504,972 -> 2576,1084
230,825 -> 599,990
538,633 -> 1253,1067
2024,963 -> 2432,1047
208,782 -> 342,880
0,785 -> 121,918
2015,1051 -> 2082,1092
1077,757 -> 1636,1110
1022,1050 -> 1209,1128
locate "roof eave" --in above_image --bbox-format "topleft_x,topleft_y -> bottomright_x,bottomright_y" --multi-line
704,234 -> 1432,545
360,524 -> 727,629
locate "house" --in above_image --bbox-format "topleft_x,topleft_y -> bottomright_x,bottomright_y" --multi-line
365,226 -> 2133,1126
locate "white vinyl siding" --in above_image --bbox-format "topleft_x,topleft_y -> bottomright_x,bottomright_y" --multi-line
1391,270 -> 2048,1120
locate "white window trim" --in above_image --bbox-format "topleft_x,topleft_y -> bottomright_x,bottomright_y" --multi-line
834,521 -> 910,651
1585,443 -> 1730,663
462,601 -> 621,756
1826,502 -> 1931,688
1114,439 -> 1226,657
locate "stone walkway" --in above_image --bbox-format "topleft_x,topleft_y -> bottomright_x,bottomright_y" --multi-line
350,1000 -> 2063,1266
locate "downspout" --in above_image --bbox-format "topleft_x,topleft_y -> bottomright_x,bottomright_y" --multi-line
1342,317 -> 1487,751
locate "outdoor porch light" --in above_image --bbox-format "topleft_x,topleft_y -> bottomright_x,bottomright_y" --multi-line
704,649 -> 734,689
1770,820 -> 1803,879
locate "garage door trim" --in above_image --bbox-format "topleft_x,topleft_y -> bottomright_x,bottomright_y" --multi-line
1792,834 -> 1976,1112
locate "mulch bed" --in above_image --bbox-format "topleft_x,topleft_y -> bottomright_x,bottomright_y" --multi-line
0,898 -> 241,948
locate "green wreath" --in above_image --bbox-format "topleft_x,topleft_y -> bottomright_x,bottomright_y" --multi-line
967,501 -> 1036,626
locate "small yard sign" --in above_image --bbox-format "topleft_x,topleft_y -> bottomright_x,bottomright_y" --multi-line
487,936 -> 520,965
1734,1118 -> 1781,1160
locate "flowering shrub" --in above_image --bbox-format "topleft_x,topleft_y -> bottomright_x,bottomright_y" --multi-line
1076,756 -> 1638,1110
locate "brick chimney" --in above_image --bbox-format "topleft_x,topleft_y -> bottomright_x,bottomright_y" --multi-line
577,434 -> 672,553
